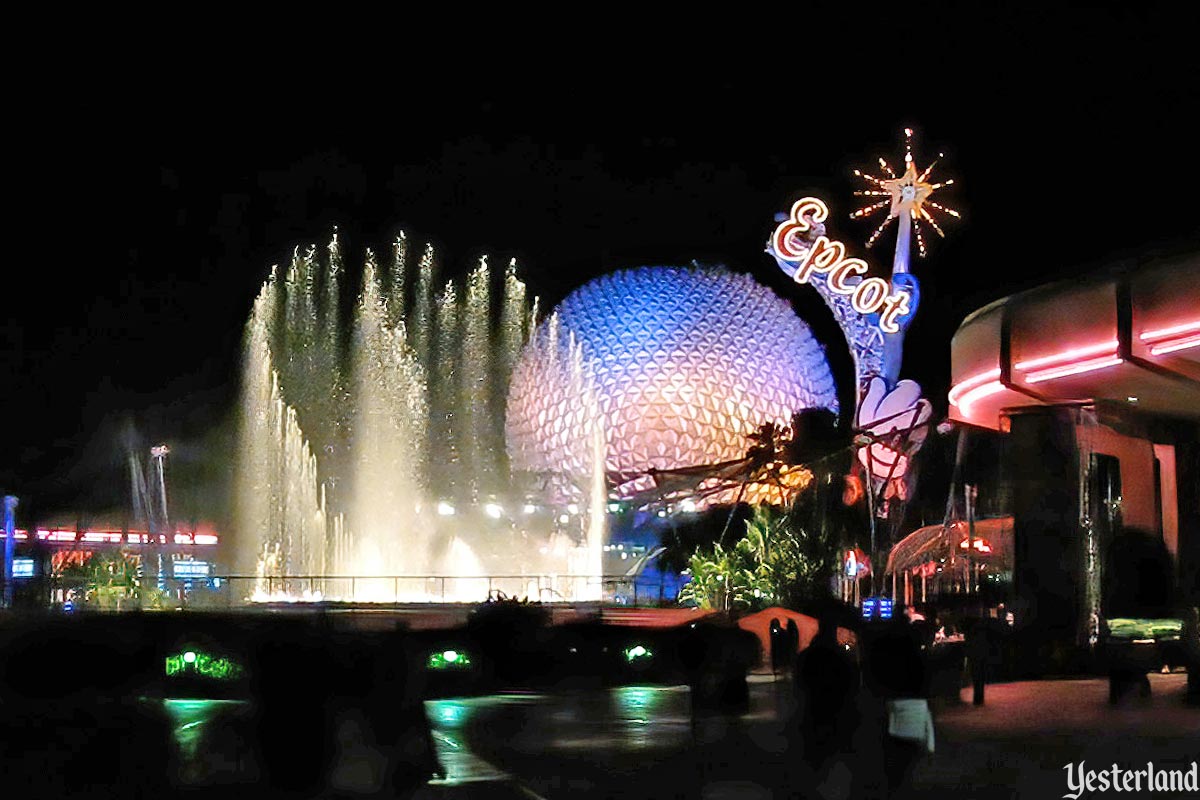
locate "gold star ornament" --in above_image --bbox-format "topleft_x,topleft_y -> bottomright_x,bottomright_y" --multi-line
850,128 -> 960,256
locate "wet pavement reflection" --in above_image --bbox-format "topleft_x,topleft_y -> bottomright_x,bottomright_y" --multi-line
422,678 -> 798,798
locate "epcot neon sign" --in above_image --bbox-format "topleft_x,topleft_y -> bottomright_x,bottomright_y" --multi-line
773,198 -> 912,334
164,649 -> 245,681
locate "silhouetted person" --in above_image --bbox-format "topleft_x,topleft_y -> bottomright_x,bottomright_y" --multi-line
786,618 -> 801,671
769,618 -> 786,675
794,614 -> 858,774
1182,606 -> 1200,706
866,618 -> 932,797
1104,527 -> 1175,703
965,617 -> 990,705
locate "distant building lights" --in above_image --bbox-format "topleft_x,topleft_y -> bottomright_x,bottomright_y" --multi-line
566,504 -> 580,515
523,503 -> 537,514
558,514 -> 570,524
680,499 -> 697,513
173,561 -> 210,578
484,503 -> 503,519
437,502 -> 456,516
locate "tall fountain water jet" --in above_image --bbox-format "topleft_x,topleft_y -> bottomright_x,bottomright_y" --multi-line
238,231 -> 595,603
387,234 -> 408,328
461,258 -> 492,501
432,280 -> 461,503
584,419 -> 608,602
349,253 -> 429,581
237,278 -> 329,591
500,259 -> 528,382
411,243 -> 436,374
572,331 -> 608,600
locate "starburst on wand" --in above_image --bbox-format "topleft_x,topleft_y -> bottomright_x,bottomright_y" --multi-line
851,127 -> 960,259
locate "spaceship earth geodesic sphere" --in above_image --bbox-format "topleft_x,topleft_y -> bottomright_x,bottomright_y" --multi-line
505,266 -> 839,502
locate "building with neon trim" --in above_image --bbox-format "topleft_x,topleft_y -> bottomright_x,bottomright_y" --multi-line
945,252 -> 1199,671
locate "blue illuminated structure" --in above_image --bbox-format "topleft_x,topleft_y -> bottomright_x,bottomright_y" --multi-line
862,596 -> 894,620
3,496 -> 16,608
507,266 -> 840,505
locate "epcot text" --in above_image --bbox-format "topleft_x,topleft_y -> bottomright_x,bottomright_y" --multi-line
772,197 -> 912,334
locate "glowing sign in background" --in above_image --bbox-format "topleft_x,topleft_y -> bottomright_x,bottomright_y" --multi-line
427,649 -> 473,670
623,644 -> 653,663
772,198 -> 914,334
164,649 -> 245,681
172,560 -> 211,578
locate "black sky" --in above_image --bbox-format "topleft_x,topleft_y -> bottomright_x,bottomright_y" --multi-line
5,7 -> 1198,523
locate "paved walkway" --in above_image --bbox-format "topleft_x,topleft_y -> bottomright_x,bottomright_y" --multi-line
411,674 -> 1198,800
913,674 -> 1199,799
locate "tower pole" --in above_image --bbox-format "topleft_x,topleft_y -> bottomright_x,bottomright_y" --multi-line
892,210 -> 912,277
4,495 -> 18,608
151,445 -> 170,593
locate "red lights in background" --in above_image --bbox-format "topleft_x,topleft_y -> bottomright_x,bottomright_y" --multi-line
0,528 -> 219,546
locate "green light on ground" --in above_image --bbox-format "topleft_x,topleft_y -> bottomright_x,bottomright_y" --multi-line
1107,618 -> 1183,640
165,649 -> 245,680
624,644 -> 653,662
160,698 -> 247,776
428,649 -> 473,670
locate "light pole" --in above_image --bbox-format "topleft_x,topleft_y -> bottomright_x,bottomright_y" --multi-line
151,445 -> 170,592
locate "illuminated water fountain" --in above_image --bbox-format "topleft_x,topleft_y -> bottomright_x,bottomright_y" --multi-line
235,234 -> 604,602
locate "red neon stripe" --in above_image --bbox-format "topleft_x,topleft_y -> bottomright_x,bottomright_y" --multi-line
1014,340 -> 1118,371
1149,335 -> 1200,356
1026,356 -> 1123,384
1140,320 -> 1200,342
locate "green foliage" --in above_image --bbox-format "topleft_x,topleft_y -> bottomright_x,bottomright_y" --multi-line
57,553 -> 167,610
679,505 -> 837,611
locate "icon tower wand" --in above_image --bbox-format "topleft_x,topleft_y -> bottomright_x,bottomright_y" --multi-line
851,128 -> 960,384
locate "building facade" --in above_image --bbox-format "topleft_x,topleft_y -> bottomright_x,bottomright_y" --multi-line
947,253 -> 1199,671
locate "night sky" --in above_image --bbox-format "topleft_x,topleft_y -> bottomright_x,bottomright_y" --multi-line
5,7 -> 1197,525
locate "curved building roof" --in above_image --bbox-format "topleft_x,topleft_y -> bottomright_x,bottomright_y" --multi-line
948,252 -> 1200,430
